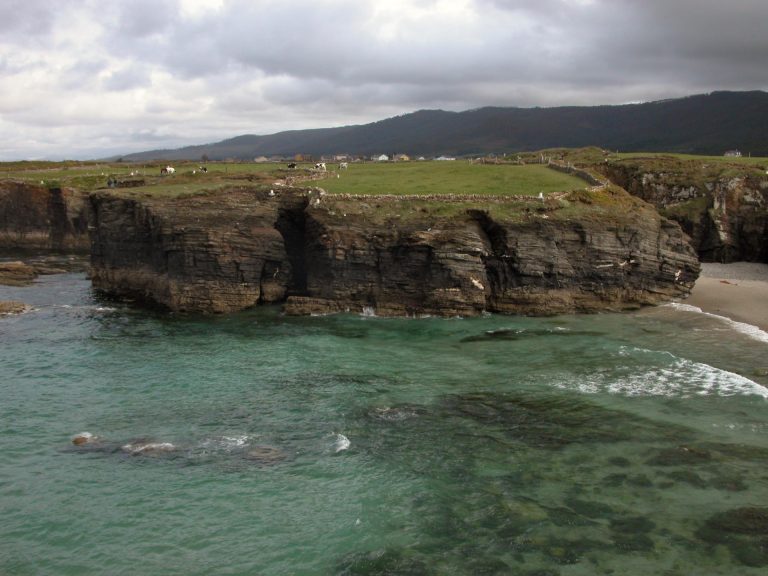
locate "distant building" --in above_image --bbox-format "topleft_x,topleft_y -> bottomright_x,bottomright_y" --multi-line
435,155 -> 456,161
394,154 -> 410,162
253,156 -> 270,163
375,154 -> 389,161
724,150 -> 742,157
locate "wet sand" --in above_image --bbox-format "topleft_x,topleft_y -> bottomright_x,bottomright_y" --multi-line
683,263 -> 768,332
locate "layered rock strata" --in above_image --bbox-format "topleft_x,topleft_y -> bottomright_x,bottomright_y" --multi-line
600,160 -> 768,262
89,186 -> 699,316
89,188 -> 304,313
0,181 -> 89,252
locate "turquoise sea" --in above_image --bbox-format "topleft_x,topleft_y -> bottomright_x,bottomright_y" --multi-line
1,272 -> 767,575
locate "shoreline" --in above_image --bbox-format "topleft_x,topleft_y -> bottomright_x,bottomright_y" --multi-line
682,263 -> 768,333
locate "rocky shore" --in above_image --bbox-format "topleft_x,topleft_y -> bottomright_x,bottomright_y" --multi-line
87,185 -> 699,316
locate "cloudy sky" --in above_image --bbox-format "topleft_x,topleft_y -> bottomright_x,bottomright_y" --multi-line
1,0 -> 766,160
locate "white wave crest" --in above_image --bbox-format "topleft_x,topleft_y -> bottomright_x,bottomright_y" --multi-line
553,354 -> 768,399
333,433 -> 351,452
121,441 -> 176,455
199,435 -> 249,451
665,302 -> 768,344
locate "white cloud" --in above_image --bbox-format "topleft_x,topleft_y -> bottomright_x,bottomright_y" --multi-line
0,0 -> 766,159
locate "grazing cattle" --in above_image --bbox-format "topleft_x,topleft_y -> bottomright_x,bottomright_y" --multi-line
287,162 -> 297,169
314,162 -> 326,171
199,166 -> 208,173
161,165 -> 175,175
339,162 -> 348,169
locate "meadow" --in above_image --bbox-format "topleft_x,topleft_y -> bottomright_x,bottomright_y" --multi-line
315,161 -> 587,196
0,160 -> 590,198
4,150 -> 763,201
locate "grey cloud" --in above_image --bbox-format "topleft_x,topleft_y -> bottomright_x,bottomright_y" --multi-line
1,0 -> 768,159
103,66 -> 151,91
0,0 -> 57,37
112,0 -> 180,38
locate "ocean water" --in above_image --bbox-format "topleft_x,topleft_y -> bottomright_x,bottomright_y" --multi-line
1,273 -> 767,575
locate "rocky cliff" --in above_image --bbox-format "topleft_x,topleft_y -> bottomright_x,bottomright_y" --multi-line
89,188 -> 306,313
89,185 -> 699,316
599,159 -> 768,262
0,181 -> 89,252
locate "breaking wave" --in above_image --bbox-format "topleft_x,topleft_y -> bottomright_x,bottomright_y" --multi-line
665,302 -> 768,344
552,346 -> 768,398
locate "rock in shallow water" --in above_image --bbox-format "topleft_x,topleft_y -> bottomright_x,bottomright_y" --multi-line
0,261 -> 37,286
121,439 -> 177,456
71,431 -> 100,446
0,300 -> 29,315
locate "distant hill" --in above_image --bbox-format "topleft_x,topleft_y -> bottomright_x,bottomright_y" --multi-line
120,91 -> 768,161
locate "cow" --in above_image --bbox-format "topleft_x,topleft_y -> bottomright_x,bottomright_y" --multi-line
160,166 -> 175,175
287,162 -> 297,169
314,162 -> 326,171
339,162 -> 348,169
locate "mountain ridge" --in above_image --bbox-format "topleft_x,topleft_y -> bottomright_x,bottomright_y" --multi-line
119,91 -> 768,161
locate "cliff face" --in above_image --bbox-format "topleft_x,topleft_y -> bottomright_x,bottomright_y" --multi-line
286,190 -> 698,316
89,188 -> 305,313
0,181 -> 89,252
89,186 -> 699,316
600,161 -> 768,263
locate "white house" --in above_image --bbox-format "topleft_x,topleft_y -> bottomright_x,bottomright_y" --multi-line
376,154 -> 390,161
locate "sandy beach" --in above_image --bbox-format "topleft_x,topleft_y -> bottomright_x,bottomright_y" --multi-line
683,262 -> 768,333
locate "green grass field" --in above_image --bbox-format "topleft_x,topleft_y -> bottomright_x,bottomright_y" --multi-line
5,149 -> 762,200
0,161 -> 282,195
615,152 -> 768,167
317,162 -> 587,196
0,160 -> 590,198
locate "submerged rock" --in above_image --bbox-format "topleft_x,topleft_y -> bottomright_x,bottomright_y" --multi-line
646,445 -> 712,466
543,537 -> 607,565
706,507 -> 768,536
612,532 -> 655,552
438,392 -> 645,449
367,404 -> 426,422
336,548 -> 433,576
610,516 -> 656,534
661,470 -> 709,488
243,445 -> 287,465
698,507 -> 768,567
459,327 -> 604,343
563,498 -> 617,520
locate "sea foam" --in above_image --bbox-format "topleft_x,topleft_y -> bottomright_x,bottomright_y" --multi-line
665,302 -> 768,344
553,347 -> 768,398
